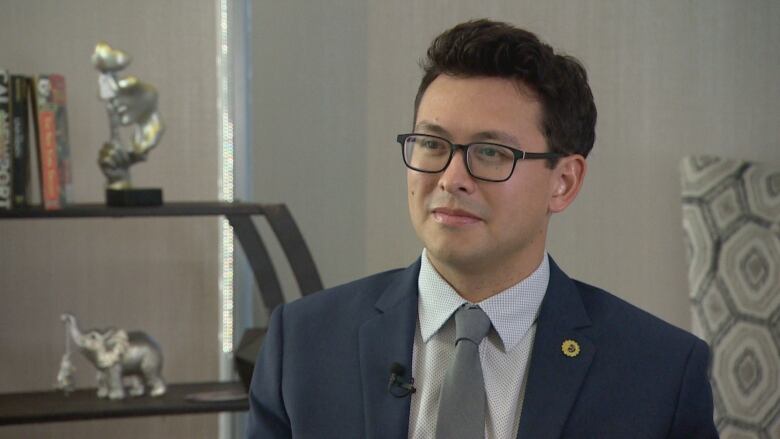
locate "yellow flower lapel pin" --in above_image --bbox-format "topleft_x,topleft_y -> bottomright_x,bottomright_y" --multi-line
561,339 -> 580,358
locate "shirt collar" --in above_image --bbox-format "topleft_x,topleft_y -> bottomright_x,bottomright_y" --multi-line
417,249 -> 549,352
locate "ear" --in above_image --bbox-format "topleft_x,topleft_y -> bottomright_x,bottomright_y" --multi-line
105,329 -> 130,353
548,154 -> 587,214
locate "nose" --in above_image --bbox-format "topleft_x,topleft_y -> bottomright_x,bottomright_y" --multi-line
438,150 -> 476,194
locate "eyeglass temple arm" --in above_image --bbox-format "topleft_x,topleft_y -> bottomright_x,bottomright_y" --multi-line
521,151 -> 564,160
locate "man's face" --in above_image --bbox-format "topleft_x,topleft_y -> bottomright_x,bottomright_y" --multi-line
408,75 -> 559,276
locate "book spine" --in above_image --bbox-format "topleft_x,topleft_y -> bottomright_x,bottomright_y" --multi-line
48,74 -> 72,205
10,75 -> 31,208
0,69 -> 12,210
34,75 -> 62,210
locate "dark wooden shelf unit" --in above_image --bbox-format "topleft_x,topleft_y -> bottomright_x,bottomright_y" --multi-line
0,382 -> 247,425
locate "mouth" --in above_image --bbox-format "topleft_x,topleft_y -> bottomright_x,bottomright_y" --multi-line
431,207 -> 483,226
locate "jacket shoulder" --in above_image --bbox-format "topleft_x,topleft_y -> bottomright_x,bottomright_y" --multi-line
573,279 -> 704,349
283,267 -> 408,317
562,279 -> 716,436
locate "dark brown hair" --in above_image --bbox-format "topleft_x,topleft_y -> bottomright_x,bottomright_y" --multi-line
414,19 -> 597,162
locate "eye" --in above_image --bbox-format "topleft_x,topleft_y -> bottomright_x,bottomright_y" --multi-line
417,137 -> 444,150
411,136 -> 449,156
474,144 -> 513,160
479,146 -> 499,157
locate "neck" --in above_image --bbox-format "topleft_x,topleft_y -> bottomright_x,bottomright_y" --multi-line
426,249 -> 546,303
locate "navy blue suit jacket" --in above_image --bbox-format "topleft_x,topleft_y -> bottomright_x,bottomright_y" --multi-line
247,258 -> 718,438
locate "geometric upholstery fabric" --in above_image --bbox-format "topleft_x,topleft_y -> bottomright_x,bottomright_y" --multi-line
681,155 -> 780,438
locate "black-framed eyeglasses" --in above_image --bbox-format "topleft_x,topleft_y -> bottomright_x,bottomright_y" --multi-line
396,133 -> 563,182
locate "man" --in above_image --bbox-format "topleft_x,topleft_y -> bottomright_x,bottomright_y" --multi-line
248,19 -> 718,439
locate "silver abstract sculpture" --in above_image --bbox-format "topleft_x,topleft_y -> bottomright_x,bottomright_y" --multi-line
60,313 -> 167,399
92,42 -> 164,190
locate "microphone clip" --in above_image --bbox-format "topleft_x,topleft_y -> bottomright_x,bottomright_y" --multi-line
387,362 -> 416,398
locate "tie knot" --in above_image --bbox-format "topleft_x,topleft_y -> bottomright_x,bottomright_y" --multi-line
454,304 -> 491,345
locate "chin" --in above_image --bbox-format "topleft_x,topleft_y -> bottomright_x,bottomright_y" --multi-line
425,242 -> 485,269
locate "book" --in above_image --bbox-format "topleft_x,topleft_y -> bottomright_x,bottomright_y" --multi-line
0,69 -> 11,210
10,75 -> 31,208
32,74 -> 72,210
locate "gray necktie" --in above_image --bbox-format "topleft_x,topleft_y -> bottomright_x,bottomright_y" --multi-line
435,304 -> 492,439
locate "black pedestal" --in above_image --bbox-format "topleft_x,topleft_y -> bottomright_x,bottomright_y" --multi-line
106,188 -> 163,207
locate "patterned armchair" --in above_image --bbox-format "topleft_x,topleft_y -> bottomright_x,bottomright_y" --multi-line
681,156 -> 780,437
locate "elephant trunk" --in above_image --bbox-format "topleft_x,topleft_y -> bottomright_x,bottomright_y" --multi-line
61,313 -> 85,348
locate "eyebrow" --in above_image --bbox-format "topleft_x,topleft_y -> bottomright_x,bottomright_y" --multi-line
414,121 -> 521,147
414,121 -> 450,137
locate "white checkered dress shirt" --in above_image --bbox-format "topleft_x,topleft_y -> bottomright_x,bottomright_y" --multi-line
407,249 -> 549,439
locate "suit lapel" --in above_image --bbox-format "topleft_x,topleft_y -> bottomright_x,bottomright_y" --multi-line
359,260 -> 420,439
517,258 -> 595,439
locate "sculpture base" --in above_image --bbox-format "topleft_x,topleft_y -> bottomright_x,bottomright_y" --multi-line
106,188 -> 163,207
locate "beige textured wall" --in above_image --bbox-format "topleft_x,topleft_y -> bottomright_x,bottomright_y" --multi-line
0,1 -> 221,438
253,0 -> 780,331
252,0 -> 368,300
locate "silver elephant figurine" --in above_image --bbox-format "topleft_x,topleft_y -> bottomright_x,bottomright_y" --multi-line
61,313 -> 167,399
